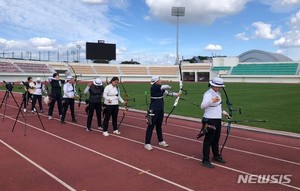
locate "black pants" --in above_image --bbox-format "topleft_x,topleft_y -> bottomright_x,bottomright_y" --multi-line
48,94 -> 62,116
61,98 -> 75,122
22,92 -> 32,109
103,105 -> 119,132
87,102 -> 102,129
31,94 -> 43,111
145,110 -> 164,144
202,118 -> 222,162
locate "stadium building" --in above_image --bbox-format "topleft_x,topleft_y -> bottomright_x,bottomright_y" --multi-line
0,49 -> 299,84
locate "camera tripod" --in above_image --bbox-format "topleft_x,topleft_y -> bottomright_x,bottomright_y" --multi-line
0,89 -> 25,121
11,87 -> 46,136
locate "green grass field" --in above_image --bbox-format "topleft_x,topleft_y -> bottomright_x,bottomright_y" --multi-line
116,82 -> 300,134
1,82 -> 299,134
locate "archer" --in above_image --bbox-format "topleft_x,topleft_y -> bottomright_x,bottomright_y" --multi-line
144,75 -> 181,151
199,77 -> 230,168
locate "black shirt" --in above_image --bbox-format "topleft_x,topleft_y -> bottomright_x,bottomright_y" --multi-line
150,84 -> 165,111
88,84 -> 104,103
50,79 -> 63,96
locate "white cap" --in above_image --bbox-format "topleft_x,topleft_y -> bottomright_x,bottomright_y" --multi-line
93,78 -> 103,86
151,75 -> 160,85
36,77 -> 41,82
209,77 -> 225,87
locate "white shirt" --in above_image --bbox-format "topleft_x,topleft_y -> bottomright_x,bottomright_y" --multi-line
103,84 -> 124,105
63,82 -> 76,98
33,82 -> 46,95
200,88 -> 225,119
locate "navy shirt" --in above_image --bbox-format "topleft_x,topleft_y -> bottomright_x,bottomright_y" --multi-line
150,84 -> 165,111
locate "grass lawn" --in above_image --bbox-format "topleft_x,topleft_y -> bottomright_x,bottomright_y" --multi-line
115,82 -> 300,134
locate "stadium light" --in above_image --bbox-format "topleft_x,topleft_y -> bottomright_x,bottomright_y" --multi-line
171,6 -> 185,65
76,44 -> 81,62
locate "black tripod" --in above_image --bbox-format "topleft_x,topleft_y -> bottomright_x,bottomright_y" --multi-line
12,84 -> 45,136
0,82 -> 25,121
0,87 -> 25,122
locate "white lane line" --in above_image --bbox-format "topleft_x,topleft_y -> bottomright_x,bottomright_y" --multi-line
228,135 -> 300,150
0,139 -> 77,191
79,127 -> 300,191
2,109 -> 300,190
122,123 -> 300,166
2,104 -> 300,166
125,115 -> 300,150
2,116 -> 194,191
93,132 -> 300,191
3,99 -> 300,150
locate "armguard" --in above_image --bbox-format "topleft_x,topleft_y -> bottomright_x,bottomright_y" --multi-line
161,85 -> 171,90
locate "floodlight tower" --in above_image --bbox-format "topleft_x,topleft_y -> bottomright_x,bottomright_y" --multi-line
171,6 -> 185,65
76,44 -> 81,62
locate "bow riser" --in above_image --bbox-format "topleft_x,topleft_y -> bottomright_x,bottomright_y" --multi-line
165,60 -> 183,124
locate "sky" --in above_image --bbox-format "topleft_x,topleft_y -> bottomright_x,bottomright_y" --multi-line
0,0 -> 300,65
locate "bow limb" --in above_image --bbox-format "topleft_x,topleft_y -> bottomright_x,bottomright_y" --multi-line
220,87 -> 233,156
165,61 -> 183,124
64,62 -> 83,108
117,77 -> 129,130
42,72 -> 49,95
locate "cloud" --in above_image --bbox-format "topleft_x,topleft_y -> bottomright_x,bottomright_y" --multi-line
145,0 -> 250,24
235,32 -> 249,41
261,0 -> 300,12
273,10 -> 300,48
204,44 -> 222,51
29,37 -> 56,47
252,22 -> 281,39
158,38 -> 174,45
290,10 -> 300,28
276,49 -> 284,54
274,31 -> 300,47
0,0 -> 131,61
0,38 -> 7,46
143,15 -> 152,21
0,0 -> 121,43
81,0 -> 129,9
81,0 -> 109,4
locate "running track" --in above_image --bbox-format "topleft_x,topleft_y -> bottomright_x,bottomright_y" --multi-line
0,91 -> 299,191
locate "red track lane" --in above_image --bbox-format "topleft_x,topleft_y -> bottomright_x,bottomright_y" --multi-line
0,91 -> 300,191
0,140 -> 70,191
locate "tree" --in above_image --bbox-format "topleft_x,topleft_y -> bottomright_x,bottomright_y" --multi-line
93,59 -> 109,64
120,59 -> 141,65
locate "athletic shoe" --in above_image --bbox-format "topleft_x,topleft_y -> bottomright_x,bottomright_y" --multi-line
113,130 -> 121,135
98,126 -> 103,130
103,131 -> 109,137
31,110 -> 35,114
159,141 -> 169,147
144,144 -> 153,151
48,116 -> 52,120
86,128 -> 91,132
23,108 -> 26,112
202,161 -> 214,168
213,156 -> 226,163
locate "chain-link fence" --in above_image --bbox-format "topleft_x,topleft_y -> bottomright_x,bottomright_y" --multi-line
0,51 -> 83,63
